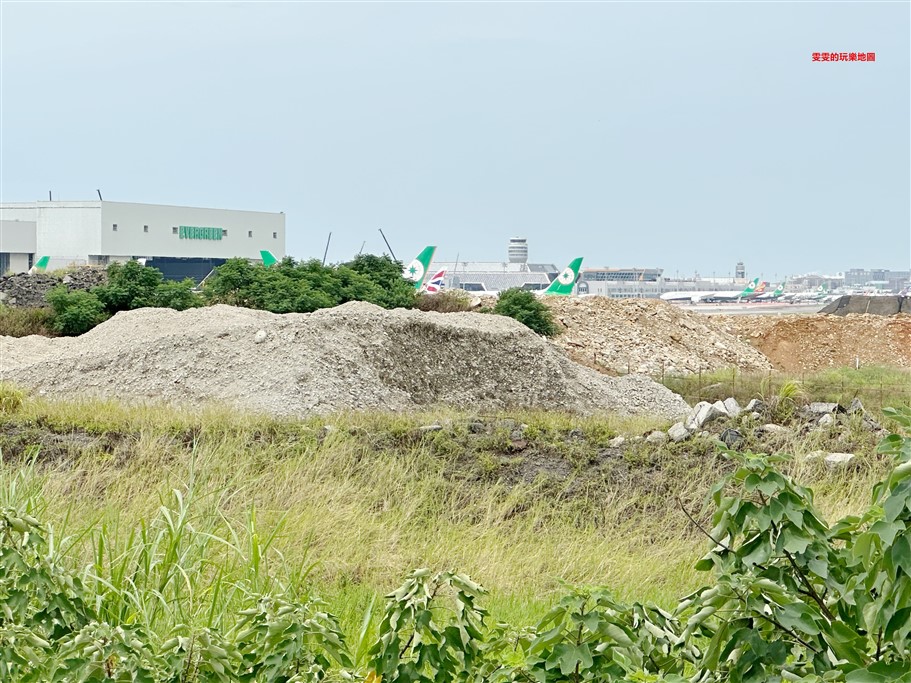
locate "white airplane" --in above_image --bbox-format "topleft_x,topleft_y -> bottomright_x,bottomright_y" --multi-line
660,278 -> 760,304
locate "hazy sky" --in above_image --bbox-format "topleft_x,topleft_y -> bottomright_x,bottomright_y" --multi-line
2,1 -> 909,279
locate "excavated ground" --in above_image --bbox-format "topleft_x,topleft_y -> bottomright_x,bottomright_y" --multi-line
543,298 -> 772,375
712,313 -> 911,372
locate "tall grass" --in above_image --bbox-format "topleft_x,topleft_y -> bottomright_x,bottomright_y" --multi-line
0,305 -> 57,337
0,392 -> 894,638
663,365 -> 911,413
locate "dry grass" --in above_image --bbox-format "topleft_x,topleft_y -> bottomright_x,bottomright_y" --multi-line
0,391 -> 895,636
0,306 -> 58,337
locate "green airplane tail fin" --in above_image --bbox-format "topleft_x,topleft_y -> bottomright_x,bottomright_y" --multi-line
545,257 -> 583,295
739,277 -> 760,297
260,250 -> 279,267
32,256 -> 50,273
403,246 -> 436,289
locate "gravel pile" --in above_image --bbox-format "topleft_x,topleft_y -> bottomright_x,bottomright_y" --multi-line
0,302 -> 689,419
0,267 -> 107,308
544,297 -> 772,375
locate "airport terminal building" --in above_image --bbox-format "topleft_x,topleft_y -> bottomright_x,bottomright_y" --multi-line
0,200 -> 286,280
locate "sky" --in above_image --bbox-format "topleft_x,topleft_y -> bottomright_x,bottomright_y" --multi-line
1,1 -> 909,280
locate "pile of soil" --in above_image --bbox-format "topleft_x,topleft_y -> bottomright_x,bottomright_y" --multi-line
0,302 -> 689,419
544,298 -> 772,375
714,314 -> 911,372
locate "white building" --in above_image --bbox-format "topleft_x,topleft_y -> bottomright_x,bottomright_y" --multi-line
0,200 -> 286,280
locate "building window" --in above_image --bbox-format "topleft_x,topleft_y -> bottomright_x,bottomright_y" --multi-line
248,230 -> 253,238
113,224 -> 118,231
144,225 -> 149,233
273,232 -> 278,239
172,226 -> 178,234
222,229 -> 228,237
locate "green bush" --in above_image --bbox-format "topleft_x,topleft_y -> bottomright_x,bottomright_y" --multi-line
45,287 -> 109,336
493,288 -> 560,336
94,261 -> 201,313
150,278 -> 203,311
203,254 -> 416,313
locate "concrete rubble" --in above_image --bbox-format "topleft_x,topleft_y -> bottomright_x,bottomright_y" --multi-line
543,297 -> 772,375
0,267 -> 107,308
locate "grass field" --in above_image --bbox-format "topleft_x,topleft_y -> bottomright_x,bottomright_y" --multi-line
0,386 -> 896,642
662,365 -> 911,413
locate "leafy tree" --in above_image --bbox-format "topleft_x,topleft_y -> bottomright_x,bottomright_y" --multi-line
93,260 -> 163,312
45,287 -> 109,336
203,254 -> 417,313
93,261 -> 201,313
345,254 -> 417,309
150,278 -> 203,311
493,288 -> 561,337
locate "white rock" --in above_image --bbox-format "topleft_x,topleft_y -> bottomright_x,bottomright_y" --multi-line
646,430 -> 668,444
723,397 -> 742,417
825,452 -> 855,468
686,401 -> 728,430
253,329 -> 267,344
607,436 -> 626,448
668,422 -> 690,442
817,414 -> 835,427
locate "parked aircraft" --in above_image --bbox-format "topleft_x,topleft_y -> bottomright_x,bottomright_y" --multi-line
27,256 -> 50,275
660,278 -> 760,304
542,257 -> 584,296
423,268 -> 447,294
784,284 -> 829,303
450,257 -> 584,298
755,281 -> 786,301
402,246 -> 437,290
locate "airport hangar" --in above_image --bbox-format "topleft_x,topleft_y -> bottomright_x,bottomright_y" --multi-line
0,200 -> 286,281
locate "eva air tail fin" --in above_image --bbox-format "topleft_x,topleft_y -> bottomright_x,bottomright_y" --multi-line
28,256 -> 50,275
772,281 -> 785,297
403,246 -> 436,290
738,277 -> 760,298
544,257 -> 583,295
260,250 -> 279,267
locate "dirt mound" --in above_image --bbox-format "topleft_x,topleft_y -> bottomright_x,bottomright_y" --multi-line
0,302 -> 689,419
754,314 -> 911,372
544,297 -> 772,375
0,266 -> 107,308
714,314 -> 911,372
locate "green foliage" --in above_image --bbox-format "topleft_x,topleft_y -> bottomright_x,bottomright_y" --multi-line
45,286 -> 109,336
203,255 -> 416,313
94,260 -> 201,313
151,278 -> 203,311
0,306 -> 57,338
493,289 -> 560,337
345,254 -> 419,309
3,407 -> 911,680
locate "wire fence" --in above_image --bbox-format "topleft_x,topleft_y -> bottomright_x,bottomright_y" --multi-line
632,366 -> 911,412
